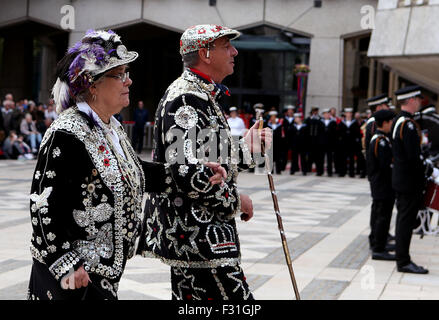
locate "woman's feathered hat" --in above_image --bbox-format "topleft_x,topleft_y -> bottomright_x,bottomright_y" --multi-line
52,29 -> 138,114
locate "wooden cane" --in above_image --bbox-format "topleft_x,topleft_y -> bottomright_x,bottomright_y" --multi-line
258,113 -> 301,300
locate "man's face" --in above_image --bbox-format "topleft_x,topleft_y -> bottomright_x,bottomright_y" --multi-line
209,37 -> 238,81
286,109 -> 294,117
323,112 -> 331,120
330,108 -> 336,116
138,101 -> 144,109
345,112 -> 353,120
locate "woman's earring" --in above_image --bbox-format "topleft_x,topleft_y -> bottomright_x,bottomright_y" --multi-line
92,95 -> 96,102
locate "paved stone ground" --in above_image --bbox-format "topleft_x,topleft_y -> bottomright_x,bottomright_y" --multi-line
1,154 -> 439,300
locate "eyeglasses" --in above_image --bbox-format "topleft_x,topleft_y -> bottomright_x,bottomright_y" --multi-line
105,72 -> 130,83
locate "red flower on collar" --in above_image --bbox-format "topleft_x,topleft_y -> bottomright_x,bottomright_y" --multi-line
103,158 -> 110,167
98,145 -> 105,153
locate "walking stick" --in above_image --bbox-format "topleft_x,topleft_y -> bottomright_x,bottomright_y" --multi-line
257,113 -> 301,300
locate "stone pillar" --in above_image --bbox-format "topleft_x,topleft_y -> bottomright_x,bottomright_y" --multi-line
367,58 -> 375,99
375,62 -> 383,94
388,70 -> 394,101
306,37 -> 343,113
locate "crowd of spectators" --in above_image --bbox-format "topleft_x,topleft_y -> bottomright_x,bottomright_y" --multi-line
0,93 -> 58,160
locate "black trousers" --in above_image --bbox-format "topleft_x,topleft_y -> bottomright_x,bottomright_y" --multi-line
323,149 -> 334,175
308,147 -> 324,175
27,259 -> 117,300
369,197 -> 395,252
291,150 -> 307,174
395,192 -> 423,268
171,265 -> 254,301
131,126 -> 145,153
354,149 -> 366,176
279,145 -> 289,172
335,148 -> 346,176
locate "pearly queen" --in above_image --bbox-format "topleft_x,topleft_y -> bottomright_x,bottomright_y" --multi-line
29,103 -> 173,296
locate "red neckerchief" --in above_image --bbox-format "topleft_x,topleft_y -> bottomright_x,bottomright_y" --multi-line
189,68 -> 213,83
189,68 -> 231,97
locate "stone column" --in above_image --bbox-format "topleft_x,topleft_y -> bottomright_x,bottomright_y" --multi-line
375,62 -> 383,94
367,58 -> 375,99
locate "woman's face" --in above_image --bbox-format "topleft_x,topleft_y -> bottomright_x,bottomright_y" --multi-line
94,65 -> 132,113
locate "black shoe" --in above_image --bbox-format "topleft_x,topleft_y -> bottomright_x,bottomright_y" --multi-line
385,243 -> 396,252
372,251 -> 396,261
387,234 -> 395,242
397,262 -> 428,274
303,172 -> 307,176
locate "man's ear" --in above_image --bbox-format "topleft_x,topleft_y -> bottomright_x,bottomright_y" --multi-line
198,48 -> 211,65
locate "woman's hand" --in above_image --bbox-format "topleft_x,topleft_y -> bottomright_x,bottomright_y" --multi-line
205,162 -> 227,187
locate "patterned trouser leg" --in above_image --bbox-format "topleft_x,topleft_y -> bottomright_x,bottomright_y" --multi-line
171,265 -> 254,301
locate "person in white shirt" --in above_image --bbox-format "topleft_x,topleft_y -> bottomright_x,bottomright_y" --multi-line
227,106 -> 247,138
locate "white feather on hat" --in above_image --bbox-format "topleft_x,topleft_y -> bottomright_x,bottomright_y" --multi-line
52,77 -> 71,114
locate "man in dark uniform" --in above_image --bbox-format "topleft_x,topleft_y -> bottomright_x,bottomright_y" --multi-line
365,94 -> 391,154
267,110 -> 284,174
392,85 -> 431,274
367,109 -> 396,260
365,94 -> 394,243
321,109 -> 337,176
131,100 -> 149,154
281,105 -> 296,174
291,112 -> 308,175
337,108 -> 363,177
305,107 -> 325,175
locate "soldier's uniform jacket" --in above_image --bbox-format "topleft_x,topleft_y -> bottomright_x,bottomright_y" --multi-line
367,129 -> 394,200
291,122 -> 308,152
305,115 -> 325,146
321,118 -> 337,151
29,106 -> 170,297
137,68 -> 255,268
282,115 -> 295,148
337,119 -> 362,151
391,110 -> 427,194
364,117 -> 376,153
